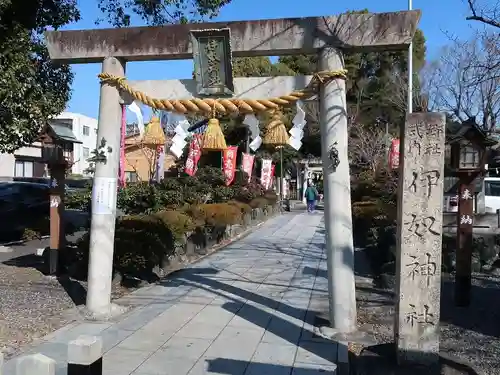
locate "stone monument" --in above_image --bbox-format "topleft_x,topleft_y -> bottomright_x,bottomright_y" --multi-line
394,112 -> 446,366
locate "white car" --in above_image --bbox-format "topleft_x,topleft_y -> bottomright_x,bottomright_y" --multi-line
484,177 -> 500,213
443,194 -> 459,213
443,177 -> 500,214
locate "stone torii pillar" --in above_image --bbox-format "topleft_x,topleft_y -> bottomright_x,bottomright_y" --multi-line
44,11 -> 421,323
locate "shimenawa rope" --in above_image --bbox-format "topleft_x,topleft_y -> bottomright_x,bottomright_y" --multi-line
98,69 -> 347,115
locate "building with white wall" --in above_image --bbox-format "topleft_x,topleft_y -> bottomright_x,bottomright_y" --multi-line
55,112 -> 98,176
0,112 -> 98,178
0,142 -> 46,179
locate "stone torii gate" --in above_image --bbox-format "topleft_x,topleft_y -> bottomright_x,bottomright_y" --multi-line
45,11 -> 420,332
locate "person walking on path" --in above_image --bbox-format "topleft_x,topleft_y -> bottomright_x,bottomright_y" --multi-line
305,182 -> 318,213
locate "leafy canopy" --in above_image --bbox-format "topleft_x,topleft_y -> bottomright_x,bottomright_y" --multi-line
97,0 -> 232,26
0,0 -> 80,153
0,0 -> 234,153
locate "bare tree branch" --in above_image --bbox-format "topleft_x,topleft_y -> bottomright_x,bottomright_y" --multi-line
384,70 -> 429,113
348,121 -> 388,173
466,0 -> 500,28
422,32 -> 500,131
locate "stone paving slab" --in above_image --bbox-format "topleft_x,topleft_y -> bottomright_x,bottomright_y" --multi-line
3,212 -> 340,375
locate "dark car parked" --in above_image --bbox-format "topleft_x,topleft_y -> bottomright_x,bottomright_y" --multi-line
0,181 -> 51,242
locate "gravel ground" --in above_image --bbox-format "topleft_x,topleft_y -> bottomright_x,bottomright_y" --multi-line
0,256 -> 128,360
356,273 -> 500,375
0,263 -> 75,359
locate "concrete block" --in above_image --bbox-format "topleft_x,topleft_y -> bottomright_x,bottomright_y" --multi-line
67,335 -> 103,375
68,335 -> 102,365
16,353 -> 56,375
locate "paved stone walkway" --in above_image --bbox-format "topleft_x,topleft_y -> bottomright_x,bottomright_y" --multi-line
4,212 -> 339,375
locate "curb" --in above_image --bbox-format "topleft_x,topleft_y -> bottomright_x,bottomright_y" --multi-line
0,235 -> 50,248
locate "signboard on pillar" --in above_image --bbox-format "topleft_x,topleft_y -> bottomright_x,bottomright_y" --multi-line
191,28 -> 234,97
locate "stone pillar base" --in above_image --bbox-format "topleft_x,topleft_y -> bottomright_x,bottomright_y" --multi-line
79,302 -> 128,321
352,343 -> 478,375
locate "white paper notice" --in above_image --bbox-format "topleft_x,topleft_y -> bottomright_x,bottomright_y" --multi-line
249,136 -> 262,152
92,177 -> 118,215
289,127 -> 304,140
170,143 -> 185,158
288,136 -> 302,151
172,133 -> 187,147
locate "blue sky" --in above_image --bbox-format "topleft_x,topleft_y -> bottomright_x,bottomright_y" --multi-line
63,0 -> 486,119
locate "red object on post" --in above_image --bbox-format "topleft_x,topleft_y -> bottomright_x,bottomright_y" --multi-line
266,164 -> 276,190
242,153 -> 255,182
119,105 -> 126,187
389,138 -> 400,169
260,159 -> 272,189
185,135 -> 202,176
223,146 -> 238,185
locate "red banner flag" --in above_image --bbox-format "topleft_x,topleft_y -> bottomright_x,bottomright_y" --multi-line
389,138 -> 400,169
185,135 -> 202,176
223,146 -> 238,185
260,159 -> 272,189
269,164 -> 276,190
241,153 -> 255,182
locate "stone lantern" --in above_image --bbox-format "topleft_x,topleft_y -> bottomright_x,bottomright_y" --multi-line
39,121 -> 82,275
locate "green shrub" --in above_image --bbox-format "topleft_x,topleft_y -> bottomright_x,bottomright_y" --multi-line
154,210 -> 195,240
249,197 -> 269,209
195,166 -> 226,186
117,182 -> 162,215
65,188 -> 92,211
156,178 -> 184,208
183,204 -> 207,227
212,186 -> 235,202
263,191 -> 278,205
189,203 -> 242,227
74,213 -> 178,277
22,227 -> 43,241
158,178 -> 182,191
233,180 -> 266,203
228,200 -> 252,214
180,176 -> 212,205
233,170 -> 250,186
157,189 -> 184,209
351,167 -> 398,275
113,215 -> 174,275
22,216 -> 76,241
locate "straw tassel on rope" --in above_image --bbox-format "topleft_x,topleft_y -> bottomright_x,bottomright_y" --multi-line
263,110 -> 289,146
202,118 -> 227,151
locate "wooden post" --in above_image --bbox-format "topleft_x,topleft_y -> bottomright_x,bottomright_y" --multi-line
48,164 -> 66,275
455,176 -> 475,307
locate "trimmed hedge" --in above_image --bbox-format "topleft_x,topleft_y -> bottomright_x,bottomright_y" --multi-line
73,201 -> 278,281
65,165 -> 281,282
65,166 -> 277,216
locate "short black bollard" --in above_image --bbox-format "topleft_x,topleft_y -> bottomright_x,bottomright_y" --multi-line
67,336 -> 103,375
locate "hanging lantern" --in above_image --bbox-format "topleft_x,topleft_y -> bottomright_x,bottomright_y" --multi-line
263,110 -> 289,146
202,117 -> 227,151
